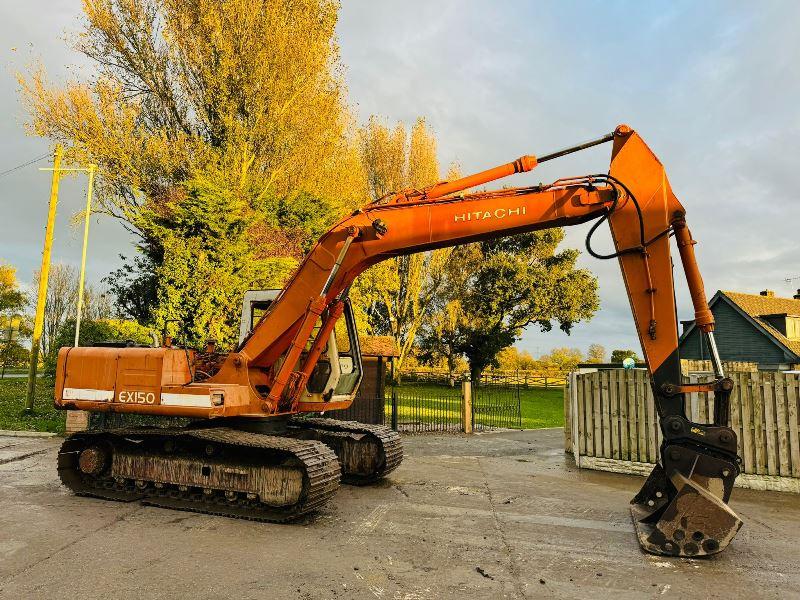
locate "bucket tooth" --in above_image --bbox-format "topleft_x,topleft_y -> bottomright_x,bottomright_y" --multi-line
631,464 -> 742,557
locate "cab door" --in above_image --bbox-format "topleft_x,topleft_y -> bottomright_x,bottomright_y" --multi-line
330,299 -> 363,401
298,298 -> 362,404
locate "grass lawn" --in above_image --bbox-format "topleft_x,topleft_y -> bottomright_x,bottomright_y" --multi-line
0,378 -> 65,434
386,382 -> 564,430
518,386 -> 564,429
1,368 -> 28,375
0,377 -> 563,434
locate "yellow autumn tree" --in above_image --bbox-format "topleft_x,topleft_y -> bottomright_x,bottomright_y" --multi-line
0,262 -> 26,314
19,0 -> 368,346
354,117 -> 453,377
21,0 -> 359,210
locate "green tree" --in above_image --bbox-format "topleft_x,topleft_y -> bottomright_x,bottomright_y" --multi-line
104,254 -> 158,323
539,347 -> 584,372
20,0 -> 366,338
148,172 -> 299,346
0,265 -> 30,374
416,299 -> 466,381
0,314 -> 31,375
611,349 -> 641,363
586,343 -> 607,363
44,318 -> 154,376
494,346 -> 538,372
1,341 -> 30,373
442,230 -> 598,381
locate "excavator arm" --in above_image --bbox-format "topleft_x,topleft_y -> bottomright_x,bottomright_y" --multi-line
54,124 -> 742,556
238,126 -> 721,417
231,124 -> 742,557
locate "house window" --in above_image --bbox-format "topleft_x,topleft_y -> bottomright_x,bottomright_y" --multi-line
787,317 -> 800,340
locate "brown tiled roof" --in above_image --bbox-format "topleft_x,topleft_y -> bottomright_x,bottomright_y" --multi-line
721,291 -> 800,358
359,335 -> 399,357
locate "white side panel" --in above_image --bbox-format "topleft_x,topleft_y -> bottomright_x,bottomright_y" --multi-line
160,393 -> 212,408
63,388 -> 114,402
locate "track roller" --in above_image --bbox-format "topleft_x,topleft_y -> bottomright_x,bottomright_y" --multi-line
57,427 -> 341,522
287,417 -> 403,485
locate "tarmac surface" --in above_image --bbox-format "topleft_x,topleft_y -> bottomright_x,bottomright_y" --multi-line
0,428 -> 798,599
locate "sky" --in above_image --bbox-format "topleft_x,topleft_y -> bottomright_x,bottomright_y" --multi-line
0,1 -> 798,359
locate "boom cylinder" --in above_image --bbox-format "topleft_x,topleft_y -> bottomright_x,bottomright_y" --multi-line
537,131 -> 615,163
674,218 -> 724,379
705,331 -> 725,379
322,227 -> 358,295
424,155 -> 538,200
673,219 -> 714,331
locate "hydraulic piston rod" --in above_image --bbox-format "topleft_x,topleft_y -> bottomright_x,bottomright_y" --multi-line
537,131 -> 616,163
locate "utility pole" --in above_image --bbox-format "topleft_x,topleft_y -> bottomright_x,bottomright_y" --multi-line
74,164 -> 97,346
0,317 -> 7,379
35,162 -> 98,349
26,144 -> 63,412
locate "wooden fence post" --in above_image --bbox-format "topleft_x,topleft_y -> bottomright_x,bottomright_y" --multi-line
570,372 -> 581,468
390,390 -> 398,431
462,378 -> 473,434
564,378 -> 571,452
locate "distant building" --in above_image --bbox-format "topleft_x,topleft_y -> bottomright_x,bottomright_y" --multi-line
331,335 -> 399,424
679,289 -> 800,370
358,335 -> 400,401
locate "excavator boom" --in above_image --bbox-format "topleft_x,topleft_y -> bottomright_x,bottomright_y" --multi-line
53,125 -> 742,556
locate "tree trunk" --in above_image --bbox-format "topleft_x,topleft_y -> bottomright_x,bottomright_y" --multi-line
469,364 -> 482,386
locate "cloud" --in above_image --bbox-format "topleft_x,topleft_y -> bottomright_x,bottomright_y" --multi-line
336,1 -> 800,357
0,1 -> 117,289
0,1 -> 797,359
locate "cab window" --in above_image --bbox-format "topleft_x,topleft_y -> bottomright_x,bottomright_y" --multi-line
333,300 -> 362,396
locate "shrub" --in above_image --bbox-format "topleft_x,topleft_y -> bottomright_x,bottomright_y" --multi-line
44,318 -> 154,376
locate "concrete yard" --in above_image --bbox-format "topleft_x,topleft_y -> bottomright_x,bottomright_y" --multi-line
0,429 -> 798,599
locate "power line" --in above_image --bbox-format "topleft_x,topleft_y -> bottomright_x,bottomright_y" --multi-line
0,152 -> 52,179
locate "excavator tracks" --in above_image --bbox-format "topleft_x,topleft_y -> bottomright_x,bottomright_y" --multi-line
57,427 -> 341,522
287,417 -> 403,485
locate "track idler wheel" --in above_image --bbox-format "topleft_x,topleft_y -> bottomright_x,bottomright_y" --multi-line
630,447 -> 742,557
78,446 -> 108,475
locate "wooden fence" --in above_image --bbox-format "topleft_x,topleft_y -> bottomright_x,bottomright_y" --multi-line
404,369 -> 566,388
680,360 -> 758,373
564,369 -> 800,493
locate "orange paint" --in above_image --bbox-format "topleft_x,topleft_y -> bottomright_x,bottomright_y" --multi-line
55,125 -> 716,421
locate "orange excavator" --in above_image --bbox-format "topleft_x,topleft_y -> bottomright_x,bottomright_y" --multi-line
54,125 -> 742,557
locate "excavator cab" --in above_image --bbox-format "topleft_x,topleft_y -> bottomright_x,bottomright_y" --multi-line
238,290 -> 363,405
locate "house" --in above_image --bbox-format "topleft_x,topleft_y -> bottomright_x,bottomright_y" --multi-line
679,289 -> 800,370
331,335 -> 399,424
358,335 -> 400,400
